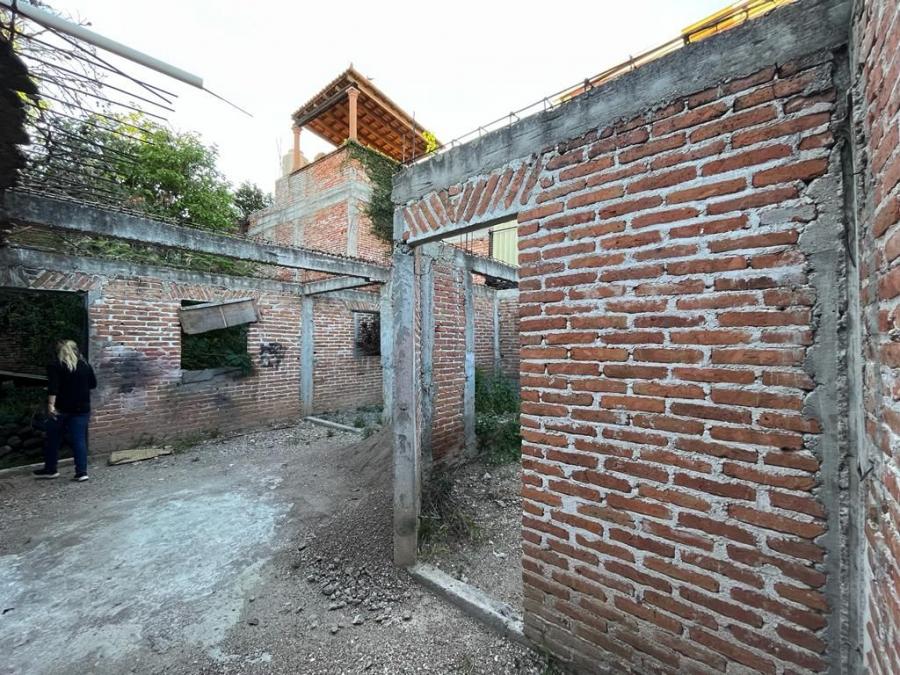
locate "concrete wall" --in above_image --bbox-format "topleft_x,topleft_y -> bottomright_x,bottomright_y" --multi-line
850,0 -> 900,671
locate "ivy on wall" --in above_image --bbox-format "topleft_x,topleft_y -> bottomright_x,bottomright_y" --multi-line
345,141 -> 398,243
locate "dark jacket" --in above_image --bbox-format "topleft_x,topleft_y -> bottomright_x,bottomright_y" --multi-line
47,359 -> 97,414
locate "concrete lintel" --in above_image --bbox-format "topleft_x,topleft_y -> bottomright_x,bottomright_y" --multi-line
392,0 -> 851,204
0,246 -> 306,295
464,253 -> 518,286
302,275 -> 373,296
407,212 -> 515,247
407,563 -> 526,645
5,191 -> 389,282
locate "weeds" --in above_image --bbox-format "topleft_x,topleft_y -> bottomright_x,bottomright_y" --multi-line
474,369 -> 521,465
418,468 -> 480,550
353,415 -> 367,428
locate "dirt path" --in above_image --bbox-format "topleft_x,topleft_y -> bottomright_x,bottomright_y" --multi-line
0,422 -> 550,674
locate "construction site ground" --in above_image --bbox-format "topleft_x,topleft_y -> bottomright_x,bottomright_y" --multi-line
0,421 -> 552,675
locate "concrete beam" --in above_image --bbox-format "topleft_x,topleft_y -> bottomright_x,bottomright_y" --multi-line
301,276 -> 373,296
392,0 -> 851,204
391,244 -> 420,566
300,296 -> 314,416
0,246 -> 307,295
464,253 -> 518,287
5,191 -> 390,282
407,564 -> 525,644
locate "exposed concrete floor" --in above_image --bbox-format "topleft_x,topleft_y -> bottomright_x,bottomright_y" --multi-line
0,422 -> 551,675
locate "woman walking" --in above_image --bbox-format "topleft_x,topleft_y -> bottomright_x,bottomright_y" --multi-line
33,340 -> 97,482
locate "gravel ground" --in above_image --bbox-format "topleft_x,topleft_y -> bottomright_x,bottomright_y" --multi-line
420,460 -> 523,609
0,422 -> 550,675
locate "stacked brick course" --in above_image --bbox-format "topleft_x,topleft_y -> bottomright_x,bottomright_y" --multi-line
512,54 -> 841,674
311,294 -> 383,414
2,268 -> 304,453
430,259 -> 467,462
852,0 -> 900,671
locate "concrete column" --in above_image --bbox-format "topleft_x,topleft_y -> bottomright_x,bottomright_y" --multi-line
492,291 -> 501,376
379,278 -> 393,426
291,125 -> 302,172
392,241 -> 420,566
463,270 -> 476,455
347,87 -> 359,142
419,248 -> 435,472
300,295 -> 314,415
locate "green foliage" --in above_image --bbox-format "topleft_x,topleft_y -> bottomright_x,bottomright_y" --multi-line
345,141 -> 398,242
35,113 -> 272,233
234,181 -> 273,220
0,289 -> 85,366
421,129 -> 439,154
0,384 -> 45,426
474,368 -> 521,465
418,468 -> 480,549
180,322 -> 252,374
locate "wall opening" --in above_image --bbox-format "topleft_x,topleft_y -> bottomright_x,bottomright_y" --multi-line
180,300 -> 252,376
0,287 -> 87,469
353,311 -> 381,357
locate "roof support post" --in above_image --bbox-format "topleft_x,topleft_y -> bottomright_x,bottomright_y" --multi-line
292,125 -> 302,172
348,87 -> 359,142
463,269 -> 476,456
392,242 -> 420,566
300,296 -> 314,416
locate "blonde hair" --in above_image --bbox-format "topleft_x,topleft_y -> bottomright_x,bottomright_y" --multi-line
56,340 -> 80,372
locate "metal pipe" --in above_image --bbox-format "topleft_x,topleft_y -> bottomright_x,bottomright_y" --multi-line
0,0 -> 203,89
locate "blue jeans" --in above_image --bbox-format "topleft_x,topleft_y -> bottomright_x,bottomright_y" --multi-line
43,413 -> 90,475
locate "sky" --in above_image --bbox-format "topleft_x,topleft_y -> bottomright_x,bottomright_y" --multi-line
52,0 -> 727,193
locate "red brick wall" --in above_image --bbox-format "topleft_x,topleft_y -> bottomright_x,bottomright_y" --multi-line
2,269 -> 304,453
311,294 -> 383,414
498,292 -> 520,381
473,285 -> 495,372
852,0 -> 900,671
400,46 -> 846,671
512,54 -> 841,674
250,146 -> 392,266
431,259 -> 466,462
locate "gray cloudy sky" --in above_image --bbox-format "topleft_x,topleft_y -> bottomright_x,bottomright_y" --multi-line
52,0 -> 726,192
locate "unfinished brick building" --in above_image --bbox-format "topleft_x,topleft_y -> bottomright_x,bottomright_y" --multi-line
391,0 -> 899,671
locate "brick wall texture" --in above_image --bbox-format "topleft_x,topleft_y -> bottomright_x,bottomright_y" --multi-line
399,37 -> 857,672
473,285 -> 495,372
311,295 -> 383,414
430,259 -> 466,462
513,54 -> 840,674
852,0 -> 900,672
250,146 -> 392,267
0,265 -> 385,453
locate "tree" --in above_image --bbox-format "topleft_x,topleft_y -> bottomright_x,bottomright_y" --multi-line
233,181 -> 273,220
106,114 -> 240,231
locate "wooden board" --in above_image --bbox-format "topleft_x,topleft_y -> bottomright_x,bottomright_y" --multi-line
108,446 -> 173,465
180,297 -> 259,335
